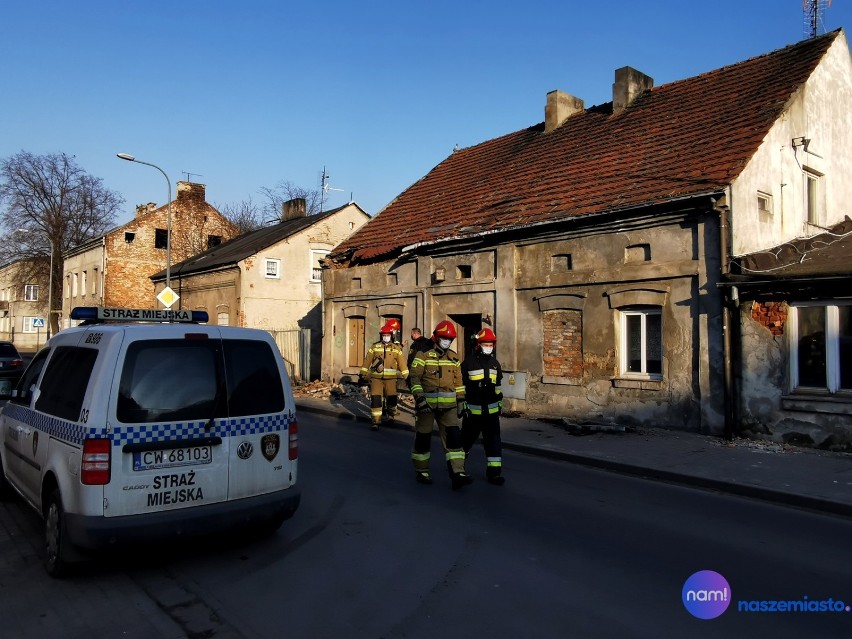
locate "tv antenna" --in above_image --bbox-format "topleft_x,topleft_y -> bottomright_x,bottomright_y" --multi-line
803,0 -> 832,38
182,171 -> 203,182
319,166 -> 344,213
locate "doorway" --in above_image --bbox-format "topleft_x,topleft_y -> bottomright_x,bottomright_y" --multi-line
450,313 -> 485,363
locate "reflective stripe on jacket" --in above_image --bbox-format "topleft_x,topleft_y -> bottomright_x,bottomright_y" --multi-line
461,351 -> 503,412
360,342 -> 409,379
409,346 -> 465,408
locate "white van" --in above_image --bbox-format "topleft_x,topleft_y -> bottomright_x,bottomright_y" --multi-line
0,307 -> 300,576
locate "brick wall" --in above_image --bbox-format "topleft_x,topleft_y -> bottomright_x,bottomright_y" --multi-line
542,309 -> 583,381
751,301 -> 787,336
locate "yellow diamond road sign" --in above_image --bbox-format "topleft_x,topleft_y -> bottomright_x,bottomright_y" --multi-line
157,286 -> 180,309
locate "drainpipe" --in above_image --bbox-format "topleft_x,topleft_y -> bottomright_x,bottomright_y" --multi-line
715,195 -> 735,441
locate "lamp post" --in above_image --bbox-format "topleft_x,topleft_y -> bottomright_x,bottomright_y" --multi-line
46,237 -> 53,339
116,153 -> 172,291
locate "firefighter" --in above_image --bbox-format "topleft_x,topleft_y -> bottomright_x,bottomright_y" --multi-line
408,320 -> 473,489
360,322 -> 408,430
406,327 -> 434,387
460,328 -> 505,485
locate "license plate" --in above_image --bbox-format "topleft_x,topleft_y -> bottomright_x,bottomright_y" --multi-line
133,446 -> 212,471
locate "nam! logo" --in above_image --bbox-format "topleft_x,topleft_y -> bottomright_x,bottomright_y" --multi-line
682,570 -> 731,619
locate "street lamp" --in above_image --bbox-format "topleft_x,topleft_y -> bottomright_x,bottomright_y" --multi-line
116,153 -> 172,291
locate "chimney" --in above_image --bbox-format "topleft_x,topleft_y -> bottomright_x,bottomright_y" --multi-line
136,202 -> 157,217
612,67 -> 653,115
545,90 -> 584,133
176,181 -> 206,204
281,197 -> 307,221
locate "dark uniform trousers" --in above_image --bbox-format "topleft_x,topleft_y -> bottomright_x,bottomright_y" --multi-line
461,412 -> 503,479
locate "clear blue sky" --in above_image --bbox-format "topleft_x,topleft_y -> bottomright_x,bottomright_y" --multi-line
2,1 -> 850,224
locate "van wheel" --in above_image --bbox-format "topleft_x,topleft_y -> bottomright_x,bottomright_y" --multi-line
44,489 -> 69,578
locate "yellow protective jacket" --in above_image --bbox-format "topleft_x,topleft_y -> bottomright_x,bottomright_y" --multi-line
360,341 -> 409,380
408,345 -> 466,409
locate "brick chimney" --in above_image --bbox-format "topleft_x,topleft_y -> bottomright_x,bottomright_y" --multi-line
281,198 -> 307,221
612,67 -> 653,115
545,90 -> 584,133
135,202 -> 157,217
176,181 -> 206,204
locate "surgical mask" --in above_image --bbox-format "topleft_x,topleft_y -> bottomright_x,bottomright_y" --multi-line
381,335 -> 391,343
438,338 -> 452,350
480,345 -> 494,355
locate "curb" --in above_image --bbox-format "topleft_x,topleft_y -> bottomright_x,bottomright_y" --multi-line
295,401 -> 852,519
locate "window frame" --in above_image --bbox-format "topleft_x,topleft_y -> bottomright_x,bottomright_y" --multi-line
24,284 -> 39,301
788,302 -> 851,394
618,307 -> 663,380
265,258 -> 281,279
310,249 -> 329,282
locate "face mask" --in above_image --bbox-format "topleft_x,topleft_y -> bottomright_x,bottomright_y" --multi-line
381,335 -> 391,343
480,345 -> 494,355
438,338 -> 452,350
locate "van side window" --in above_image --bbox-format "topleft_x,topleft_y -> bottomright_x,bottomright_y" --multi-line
12,349 -> 50,405
35,347 -> 98,421
223,340 -> 285,416
117,340 -> 219,423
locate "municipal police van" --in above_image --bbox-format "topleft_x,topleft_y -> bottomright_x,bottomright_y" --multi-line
0,307 -> 300,576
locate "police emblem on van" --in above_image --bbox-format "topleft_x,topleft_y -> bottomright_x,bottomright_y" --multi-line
261,434 -> 280,461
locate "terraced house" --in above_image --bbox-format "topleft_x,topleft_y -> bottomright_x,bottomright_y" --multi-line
321,30 -> 852,447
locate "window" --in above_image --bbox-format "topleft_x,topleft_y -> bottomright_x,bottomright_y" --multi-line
620,307 -> 662,377
82,271 -> 87,296
265,258 -> 281,279
35,346 -> 99,421
24,284 -> 38,301
311,250 -> 329,282
217,311 -> 229,326
457,265 -> 472,279
125,232 -> 135,243
352,277 -> 362,289
23,317 -> 41,333
804,169 -> 823,226
552,254 -> 573,272
625,244 -> 651,263
155,228 -> 168,249
757,191 -> 772,214
92,268 -> 98,295
790,303 -> 851,393
207,234 -> 222,249
71,273 -> 78,297
386,272 -> 398,286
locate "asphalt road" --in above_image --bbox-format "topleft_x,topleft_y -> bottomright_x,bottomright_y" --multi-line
2,411 -> 851,638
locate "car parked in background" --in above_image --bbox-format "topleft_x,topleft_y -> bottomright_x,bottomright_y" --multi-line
0,341 -> 25,393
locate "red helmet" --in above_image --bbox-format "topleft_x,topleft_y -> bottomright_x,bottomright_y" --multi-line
433,320 -> 457,340
385,318 -> 401,331
475,328 -> 497,343
379,322 -> 395,335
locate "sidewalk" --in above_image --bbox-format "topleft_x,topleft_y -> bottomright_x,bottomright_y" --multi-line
294,388 -> 852,518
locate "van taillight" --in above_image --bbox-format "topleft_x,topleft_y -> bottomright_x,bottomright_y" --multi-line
81,439 -> 111,485
288,420 -> 298,460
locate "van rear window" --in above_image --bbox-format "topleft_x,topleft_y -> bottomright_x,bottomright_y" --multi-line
117,338 -> 284,423
35,346 -> 99,421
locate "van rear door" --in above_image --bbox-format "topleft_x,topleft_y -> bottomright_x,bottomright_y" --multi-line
104,332 -> 230,517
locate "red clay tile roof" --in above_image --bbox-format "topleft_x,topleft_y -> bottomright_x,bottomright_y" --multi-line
329,30 -> 841,267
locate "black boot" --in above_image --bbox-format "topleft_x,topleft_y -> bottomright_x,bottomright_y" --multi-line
415,471 -> 433,485
487,468 -> 505,486
450,472 -> 474,490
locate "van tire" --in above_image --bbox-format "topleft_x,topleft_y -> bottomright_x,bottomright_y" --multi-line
44,489 -> 69,578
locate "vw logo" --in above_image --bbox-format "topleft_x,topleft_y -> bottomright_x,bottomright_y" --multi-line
237,441 -> 253,460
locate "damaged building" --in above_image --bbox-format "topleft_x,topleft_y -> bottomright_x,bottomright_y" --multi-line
321,30 -> 852,444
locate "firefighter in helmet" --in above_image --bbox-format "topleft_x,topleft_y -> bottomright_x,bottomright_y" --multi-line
461,328 -> 505,485
408,320 -> 473,489
360,321 -> 408,430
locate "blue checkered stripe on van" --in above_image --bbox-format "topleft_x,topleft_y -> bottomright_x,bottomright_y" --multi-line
2,404 -> 91,445
1,403 -> 292,447
112,414 -> 291,446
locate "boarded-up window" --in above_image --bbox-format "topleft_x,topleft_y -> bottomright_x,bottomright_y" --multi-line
542,310 -> 583,382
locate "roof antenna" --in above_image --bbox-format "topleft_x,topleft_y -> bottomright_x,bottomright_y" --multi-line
803,0 -> 832,38
319,166 -> 344,213
182,171 -> 203,182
